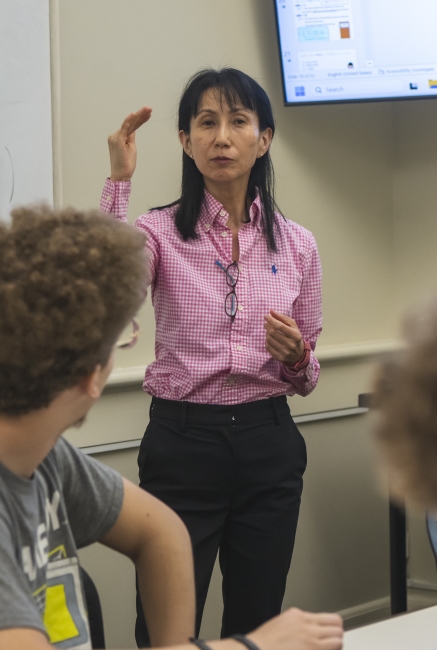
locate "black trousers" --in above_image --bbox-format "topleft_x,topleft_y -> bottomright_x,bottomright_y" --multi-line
135,396 -> 306,646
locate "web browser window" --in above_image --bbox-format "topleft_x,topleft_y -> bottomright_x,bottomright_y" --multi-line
275,0 -> 437,105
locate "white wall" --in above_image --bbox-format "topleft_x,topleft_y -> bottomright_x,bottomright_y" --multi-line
54,1 -> 437,647
393,100 -> 437,315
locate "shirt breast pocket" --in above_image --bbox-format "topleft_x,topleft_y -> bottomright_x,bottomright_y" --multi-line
252,266 -> 301,319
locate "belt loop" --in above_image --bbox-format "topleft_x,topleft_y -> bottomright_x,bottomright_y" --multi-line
270,397 -> 280,425
149,397 -> 155,420
179,401 -> 187,432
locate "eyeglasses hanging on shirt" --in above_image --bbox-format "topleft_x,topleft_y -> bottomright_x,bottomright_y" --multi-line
215,260 -> 239,321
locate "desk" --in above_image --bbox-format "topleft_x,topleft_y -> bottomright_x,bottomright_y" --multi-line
344,605 -> 437,649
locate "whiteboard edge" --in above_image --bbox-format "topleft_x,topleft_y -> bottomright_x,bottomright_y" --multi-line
49,0 -> 62,208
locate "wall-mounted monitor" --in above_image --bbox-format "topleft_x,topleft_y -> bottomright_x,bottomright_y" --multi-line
274,0 -> 437,106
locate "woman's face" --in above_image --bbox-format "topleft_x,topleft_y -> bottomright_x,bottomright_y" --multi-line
179,88 -> 272,192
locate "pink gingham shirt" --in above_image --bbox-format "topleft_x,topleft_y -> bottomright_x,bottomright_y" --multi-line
101,179 -> 322,405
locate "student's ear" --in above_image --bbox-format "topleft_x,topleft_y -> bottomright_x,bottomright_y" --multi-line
80,368 -> 104,401
80,354 -> 114,400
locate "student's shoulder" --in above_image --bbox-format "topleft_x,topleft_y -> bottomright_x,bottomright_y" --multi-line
40,437 -> 77,477
49,436 -> 77,462
44,437 -> 96,481
48,438 -> 123,503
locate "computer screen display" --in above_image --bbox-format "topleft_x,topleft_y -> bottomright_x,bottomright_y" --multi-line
274,0 -> 437,106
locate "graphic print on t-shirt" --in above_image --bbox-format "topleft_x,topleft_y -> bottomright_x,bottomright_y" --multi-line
41,556 -> 90,649
21,487 -> 91,649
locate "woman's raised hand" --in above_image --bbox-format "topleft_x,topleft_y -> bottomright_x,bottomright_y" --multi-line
108,106 -> 152,182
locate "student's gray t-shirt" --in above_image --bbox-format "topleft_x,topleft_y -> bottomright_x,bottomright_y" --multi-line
0,437 -> 124,649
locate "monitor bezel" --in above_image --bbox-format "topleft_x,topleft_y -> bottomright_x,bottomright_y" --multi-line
272,0 -> 437,108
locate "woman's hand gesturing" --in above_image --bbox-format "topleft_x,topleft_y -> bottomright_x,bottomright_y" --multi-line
264,309 -> 305,368
108,106 -> 152,182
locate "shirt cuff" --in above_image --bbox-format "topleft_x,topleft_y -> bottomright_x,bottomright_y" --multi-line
100,178 -> 132,217
281,352 -> 316,384
281,361 -> 308,381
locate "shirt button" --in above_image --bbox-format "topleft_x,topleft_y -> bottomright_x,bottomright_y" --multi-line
105,195 -> 111,202
219,209 -> 226,217
236,345 -> 242,351
205,223 -> 211,231
221,231 -> 228,238
237,304 -> 244,311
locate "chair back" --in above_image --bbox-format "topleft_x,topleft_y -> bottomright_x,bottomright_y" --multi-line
80,566 -> 106,649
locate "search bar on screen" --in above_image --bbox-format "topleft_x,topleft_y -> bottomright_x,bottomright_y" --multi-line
313,79 -> 405,97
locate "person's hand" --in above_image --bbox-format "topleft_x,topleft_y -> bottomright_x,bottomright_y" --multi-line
264,310 -> 304,368
107,106 -> 152,182
247,607 -> 344,650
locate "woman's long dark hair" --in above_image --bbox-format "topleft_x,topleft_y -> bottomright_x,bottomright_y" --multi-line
161,68 -> 282,252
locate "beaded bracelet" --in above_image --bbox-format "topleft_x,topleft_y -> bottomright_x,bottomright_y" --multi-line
232,634 -> 261,650
189,633 -> 261,650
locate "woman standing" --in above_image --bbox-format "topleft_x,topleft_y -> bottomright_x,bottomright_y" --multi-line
101,68 -> 322,644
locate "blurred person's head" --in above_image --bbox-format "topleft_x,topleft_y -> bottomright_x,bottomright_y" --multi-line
374,296 -> 437,508
0,205 -> 147,416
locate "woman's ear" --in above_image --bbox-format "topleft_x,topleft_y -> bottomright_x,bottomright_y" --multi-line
258,127 -> 273,157
179,130 -> 193,158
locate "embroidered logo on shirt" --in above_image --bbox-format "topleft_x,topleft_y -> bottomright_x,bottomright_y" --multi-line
271,265 -> 278,275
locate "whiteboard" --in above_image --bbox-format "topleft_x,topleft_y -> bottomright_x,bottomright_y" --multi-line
0,0 -> 53,221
